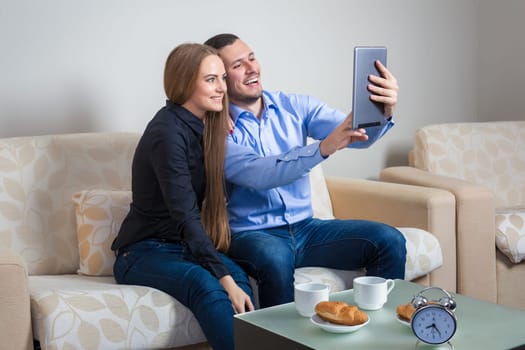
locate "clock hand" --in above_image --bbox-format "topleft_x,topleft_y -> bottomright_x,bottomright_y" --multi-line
432,324 -> 442,337
425,323 -> 442,337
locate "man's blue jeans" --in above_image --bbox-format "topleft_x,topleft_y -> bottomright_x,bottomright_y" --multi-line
228,218 -> 406,308
113,239 -> 253,350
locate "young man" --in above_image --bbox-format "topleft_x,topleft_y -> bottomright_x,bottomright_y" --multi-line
204,33 -> 406,308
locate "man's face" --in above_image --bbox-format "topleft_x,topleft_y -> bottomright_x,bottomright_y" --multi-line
217,39 -> 262,106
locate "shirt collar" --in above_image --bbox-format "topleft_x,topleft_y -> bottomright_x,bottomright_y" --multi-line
166,100 -> 204,136
229,91 -> 278,123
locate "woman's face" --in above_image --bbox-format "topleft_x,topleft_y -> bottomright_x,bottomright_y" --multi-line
182,55 -> 227,119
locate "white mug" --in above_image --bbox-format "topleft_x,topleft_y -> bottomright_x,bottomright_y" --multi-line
294,282 -> 330,317
353,276 -> 395,310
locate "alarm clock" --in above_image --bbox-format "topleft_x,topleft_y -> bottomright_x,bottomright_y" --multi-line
410,287 -> 457,345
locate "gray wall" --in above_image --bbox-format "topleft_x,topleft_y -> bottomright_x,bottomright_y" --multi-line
478,1 -> 525,123
1,0 -> 523,179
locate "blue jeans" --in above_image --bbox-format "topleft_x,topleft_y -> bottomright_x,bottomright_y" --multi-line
113,239 -> 253,350
228,218 -> 406,308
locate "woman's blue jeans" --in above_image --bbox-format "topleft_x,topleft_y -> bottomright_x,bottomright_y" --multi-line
113,239 -> 253,350
228,218 -> 406,308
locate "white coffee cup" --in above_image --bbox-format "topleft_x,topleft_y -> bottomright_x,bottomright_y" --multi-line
353,276 -> 395,310
294,282 -> 330,317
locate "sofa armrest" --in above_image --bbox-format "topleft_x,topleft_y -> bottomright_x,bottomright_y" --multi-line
380,166 -> 497,303
325,176 -> 456,292
0,249 -> 33,350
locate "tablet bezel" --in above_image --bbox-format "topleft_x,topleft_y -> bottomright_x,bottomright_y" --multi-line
351,46 -> 387,130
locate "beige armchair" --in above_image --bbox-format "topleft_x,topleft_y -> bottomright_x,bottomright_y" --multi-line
380,121 -> 525,310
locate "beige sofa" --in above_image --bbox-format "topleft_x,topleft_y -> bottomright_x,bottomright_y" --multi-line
0,132 -> 453,350
381,121 -> 525,310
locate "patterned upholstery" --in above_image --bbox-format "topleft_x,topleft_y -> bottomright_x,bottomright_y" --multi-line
0,133 -> 136,276
0,133 -> 443,349
495,207 -> 525,263
412,122 -> 525,264
29,275 -> 206,350
73,190 -> 130,276
413,122 -> 525,208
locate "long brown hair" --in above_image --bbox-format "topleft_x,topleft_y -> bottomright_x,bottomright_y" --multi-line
163,43 -> 231,252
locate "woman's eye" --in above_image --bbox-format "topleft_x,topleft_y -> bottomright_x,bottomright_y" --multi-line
206,77 -> 215,83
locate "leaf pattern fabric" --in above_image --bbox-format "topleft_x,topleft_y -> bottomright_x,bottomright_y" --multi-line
0,133 -> 137,275
496,208 -> 525,263
29,275 -> 206,349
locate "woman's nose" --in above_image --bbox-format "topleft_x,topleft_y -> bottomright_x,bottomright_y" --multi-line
217,80 -> 226,92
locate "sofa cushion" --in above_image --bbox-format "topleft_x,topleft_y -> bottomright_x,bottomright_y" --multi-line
399,227 -> 443,280
310,164 -> 335,220
28,268 -> 372,349
496,207 -> 525,264
294,267 -> 364,292
28,275 -> 205,349
72,190 -> 131,276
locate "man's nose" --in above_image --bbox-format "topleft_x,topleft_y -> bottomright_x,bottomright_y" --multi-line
244,61 -> 255,73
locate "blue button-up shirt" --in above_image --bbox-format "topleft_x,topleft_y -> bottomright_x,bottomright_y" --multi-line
224,90 -> 393,233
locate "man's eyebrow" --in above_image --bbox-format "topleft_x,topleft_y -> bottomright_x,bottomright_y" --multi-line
230,52 -> 255,66
230,58 -> 242,66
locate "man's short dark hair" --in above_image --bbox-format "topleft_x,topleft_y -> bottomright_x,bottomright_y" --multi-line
204,33 -> 239,50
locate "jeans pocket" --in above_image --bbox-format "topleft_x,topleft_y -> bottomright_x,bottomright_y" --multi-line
114,250 -> 138,283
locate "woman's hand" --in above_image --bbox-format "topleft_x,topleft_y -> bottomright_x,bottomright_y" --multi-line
220,275 -> 255,313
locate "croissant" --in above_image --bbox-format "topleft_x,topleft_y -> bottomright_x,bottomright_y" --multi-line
315,301 -> 368,326
396,302 -> 415,321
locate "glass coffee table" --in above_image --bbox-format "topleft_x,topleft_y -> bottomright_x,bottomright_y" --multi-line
234,280 -> 525,349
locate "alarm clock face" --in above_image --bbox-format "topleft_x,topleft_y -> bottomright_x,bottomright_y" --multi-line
411,305 -> 457,344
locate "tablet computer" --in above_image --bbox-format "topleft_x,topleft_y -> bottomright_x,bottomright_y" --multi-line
352,46 -> 387,129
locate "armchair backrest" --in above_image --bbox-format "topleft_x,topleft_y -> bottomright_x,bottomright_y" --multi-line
412,121 -> 525,208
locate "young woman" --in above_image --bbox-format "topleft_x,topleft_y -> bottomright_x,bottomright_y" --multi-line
111,43 -> 254,350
